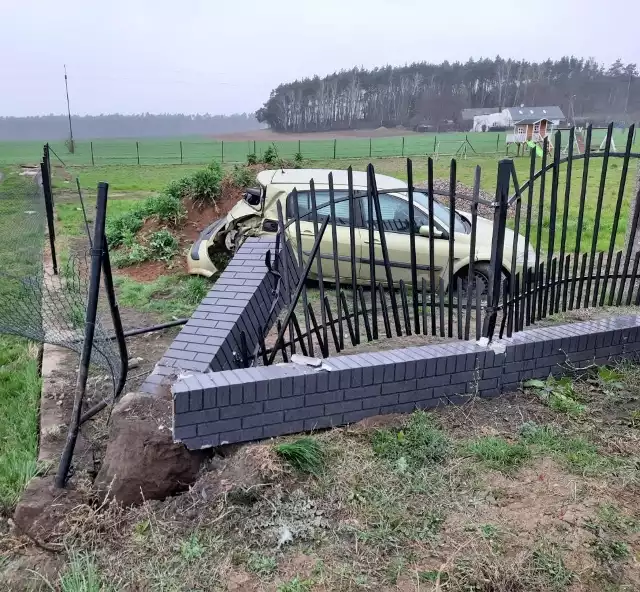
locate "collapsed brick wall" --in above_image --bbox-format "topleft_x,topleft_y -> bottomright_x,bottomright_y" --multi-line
172,315 -> 640,449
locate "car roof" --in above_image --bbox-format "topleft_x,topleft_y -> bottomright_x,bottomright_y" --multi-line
257,169 -> 407,190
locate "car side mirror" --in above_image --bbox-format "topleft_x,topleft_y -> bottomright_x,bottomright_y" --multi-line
419,225 -> 446,239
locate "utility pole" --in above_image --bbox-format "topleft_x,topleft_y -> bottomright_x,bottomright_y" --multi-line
64,65 -> 75,153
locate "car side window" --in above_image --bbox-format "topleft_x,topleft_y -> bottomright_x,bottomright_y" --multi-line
362,194 -> 429,233
287,191 -> 351,226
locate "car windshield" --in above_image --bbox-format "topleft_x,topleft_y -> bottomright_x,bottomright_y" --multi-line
412,192 -> 467,234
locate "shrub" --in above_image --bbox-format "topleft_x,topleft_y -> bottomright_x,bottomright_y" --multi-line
231,164 -> 255,188
144,193 -> 186,225
275,437 -> 324,474
106,210 -> 144,248
165,176 -> 192,200
185,162 -> 223,204
263,144 -> 278,164
246,153 -> 258,165
294,152 -> 304,168
111,242 -> 150,268
148,229 -> 179,262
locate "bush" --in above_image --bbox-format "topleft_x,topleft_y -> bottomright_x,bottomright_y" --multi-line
231,164 -> 255,188
185,162 -> 223,204
165,177 -> 192,200
106,210 -> 144,248
111,242 -> 150,268
246,153 -> 258,165
294,152 -> 304,168
263,144 -> 278,164
144,193 -> 186,225
148,229 -> 179,262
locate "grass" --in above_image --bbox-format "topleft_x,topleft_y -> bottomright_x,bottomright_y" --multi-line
275,437 -> 324,475
0,336 -> 41,514
55,552 -> 112,592
113,274 -> 211,320
465,436 -> 531,471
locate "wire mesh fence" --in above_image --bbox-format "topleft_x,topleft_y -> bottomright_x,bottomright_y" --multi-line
1,128 -> 636,167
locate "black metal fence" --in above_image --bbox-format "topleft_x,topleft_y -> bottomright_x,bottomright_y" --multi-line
243,124 -> 639,364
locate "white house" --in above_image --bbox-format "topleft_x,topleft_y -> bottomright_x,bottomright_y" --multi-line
472,106 -> 565,132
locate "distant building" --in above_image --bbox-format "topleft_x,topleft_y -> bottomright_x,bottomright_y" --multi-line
461,107 -> 500,123
469,106 -> 565,133
472,111 -> 511,132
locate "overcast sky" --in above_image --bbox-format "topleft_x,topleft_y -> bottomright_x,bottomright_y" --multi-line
2,0 -> 638,117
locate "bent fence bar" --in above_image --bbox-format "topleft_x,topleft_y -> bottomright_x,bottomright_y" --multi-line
233,124 -> 640,366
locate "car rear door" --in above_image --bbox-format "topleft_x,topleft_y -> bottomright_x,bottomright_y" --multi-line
285,189 -> 363,283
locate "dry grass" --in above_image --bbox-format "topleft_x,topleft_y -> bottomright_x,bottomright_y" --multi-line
3,361 -> 640,591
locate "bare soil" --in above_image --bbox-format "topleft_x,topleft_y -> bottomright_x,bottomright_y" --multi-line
212,127 -> 416,142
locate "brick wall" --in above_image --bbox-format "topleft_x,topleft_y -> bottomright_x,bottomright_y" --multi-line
172,315 -> 640,449
140,236 -> 297,395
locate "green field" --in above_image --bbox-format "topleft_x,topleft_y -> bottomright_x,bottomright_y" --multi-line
0,128 -> 634,167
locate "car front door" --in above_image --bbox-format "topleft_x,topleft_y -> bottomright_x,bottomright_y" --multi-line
358,193 -> 450,289
285,190 -> 363,282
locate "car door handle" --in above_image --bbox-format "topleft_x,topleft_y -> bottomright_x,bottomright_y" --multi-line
301,230 -> 315,235
364,239 -> 381,244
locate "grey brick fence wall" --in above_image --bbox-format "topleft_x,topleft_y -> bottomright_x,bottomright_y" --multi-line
172,315 -> 640,449
140,236 -> 297,395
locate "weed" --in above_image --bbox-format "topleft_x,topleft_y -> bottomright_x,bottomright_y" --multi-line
105,210 -> 144,248
275,437 -> 324,475
111,242 -> 150,268
479,523 -> 500,540
294,152 -> 304,168
524,377 -> 586,416
530,543 -> 573,589
418,570 -> 447,583
630,409 -> 640,428
179,533 -> 205,562
231,164 -> 255,188
277,576 -> 313,592
466,436 -> 531,471
372,410 -> 450,469
186,163 -> 223,204
179,275 -> 210,305
591,539 -> 630,563
57,551 -> 110,592
69,304 -> 86,329
144,193 -> 186,225
263,144 -> 278,164
148,229 -> 179,262
246,153 -> 258,165
595,504 -> 638,534
0,336 -> 40,513
246,553 -> 277,576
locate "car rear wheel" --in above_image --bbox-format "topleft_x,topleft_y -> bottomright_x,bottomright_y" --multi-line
454,263 -> 506,303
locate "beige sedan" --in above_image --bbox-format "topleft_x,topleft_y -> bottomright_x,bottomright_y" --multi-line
187,169 -> 532,291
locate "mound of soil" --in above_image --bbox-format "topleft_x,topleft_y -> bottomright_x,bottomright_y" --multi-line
118,183 -> 244,283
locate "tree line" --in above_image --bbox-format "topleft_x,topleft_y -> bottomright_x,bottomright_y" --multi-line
0,113 -> 261,141
256,57 -> 639,132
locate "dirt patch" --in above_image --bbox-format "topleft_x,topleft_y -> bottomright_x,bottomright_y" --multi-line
212,127 -> 416,142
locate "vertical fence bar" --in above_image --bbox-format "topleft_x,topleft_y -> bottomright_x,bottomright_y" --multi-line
369,138 -> 372,158
548,258 -> 557,317
569,125 -> 592,309
562,255 -> 571,313
340,291 -> 356,345
447,159 -> 456,338
276,201 -> 294,358
407,159 -> 419,334
531,138 -> 548,321
402,137 -> 405,157
617,132 -> 640,305
378,283 -> 392,338
56,182 -> 109,487
366,167 -> 378,340
136,141 -> 140,165
507,163 -> 522,337
591,251 -> 604,307
427,158 -> 437,335
292,189 -> 313,356
475,278 -> 482,339
421,278 -> 428,335
253,140 -> 257,155
90,141 -> 95,166
536,262 -> 545,320
600,125 -> 634,306
348,168 -> 359,345
608,251 -> 622,306
324,296 -> 340,353
180,140 -> 183,164
544,131 -> 562,315
456,277 -> 463,339
276,319 -> 289,362
291,313 -> 308,357
328,174 -> 343,350
221,141 -> 224,163
309,180 -> 328,356
438,278 -> 445,337
556,127 -> 575,312
399,280 -> 411,335
465,166 -> 480,340
626,252 -> 640,306
483,159 -> 510,340
298,139 -> 301,155
525,267 -> 533,326
585,123 -> 613,307
369,164 -> 400,335
333,139 -> 337,159
40,160 -> 58,275
358,287 -> 373,341
576,253 -> 588,309
520,148 -> 537,329
513,272 -> 521,332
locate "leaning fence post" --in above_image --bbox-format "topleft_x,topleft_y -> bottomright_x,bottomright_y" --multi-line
180,140 -> 183,164
56,182 -> 109,487
40,159 -> 58,275
483,159 -> 510,340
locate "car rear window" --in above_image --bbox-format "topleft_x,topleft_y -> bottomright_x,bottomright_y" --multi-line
287,190 -> 352,225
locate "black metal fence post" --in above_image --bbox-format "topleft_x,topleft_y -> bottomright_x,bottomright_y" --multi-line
483,159 -> 510,340
40,159 -> 58,275
90,141 -> 95,166
136,141 -> 140,165
56,182 -> 109,487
